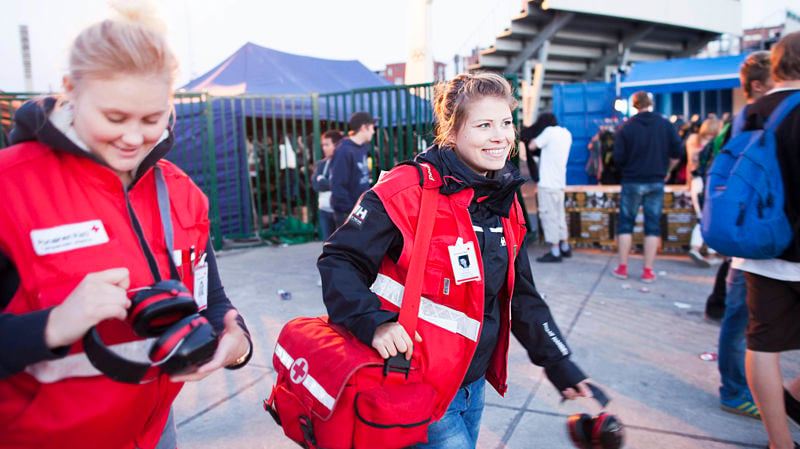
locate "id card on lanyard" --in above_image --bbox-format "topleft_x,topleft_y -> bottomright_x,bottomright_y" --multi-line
448,237 -> 481,284
193,253 -> 209,310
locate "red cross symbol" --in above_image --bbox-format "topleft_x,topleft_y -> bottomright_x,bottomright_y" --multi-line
290,358 -> 308,384
91,225 -> 99,232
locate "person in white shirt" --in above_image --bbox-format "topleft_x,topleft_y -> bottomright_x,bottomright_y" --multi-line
523,113 -> 573,263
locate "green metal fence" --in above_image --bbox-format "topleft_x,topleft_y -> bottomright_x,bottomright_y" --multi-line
0,75 -> 523,249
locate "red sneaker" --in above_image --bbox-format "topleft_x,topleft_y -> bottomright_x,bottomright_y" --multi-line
641,269 -> 656,283
611,265 -> 628,279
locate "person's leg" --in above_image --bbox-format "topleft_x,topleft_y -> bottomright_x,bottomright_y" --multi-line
536,188 -> 562,262
747,350 -> 793,448
554,189 -> 571,257
641,182 -> 665,272
461,378 -> 486,444
415,380 -> 483,449
615,183 -> 639,274
705,259 -> 730,321
318,209 -> 334,241
718,268 -> 758,415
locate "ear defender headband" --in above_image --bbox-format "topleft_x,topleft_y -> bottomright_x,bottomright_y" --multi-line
83,279 -> 218,384
565,384 -> 625,449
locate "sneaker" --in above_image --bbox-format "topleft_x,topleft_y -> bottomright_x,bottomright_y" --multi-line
720,394 -> 761,419
561,248 -> 572,258
641,270 -> 656,283
689,249 -> 711,268
611,265 -> 628,279
536,252 -> 562,263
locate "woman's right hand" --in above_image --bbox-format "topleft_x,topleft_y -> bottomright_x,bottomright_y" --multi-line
44,268 -> 131,349
371,322 -> 422,360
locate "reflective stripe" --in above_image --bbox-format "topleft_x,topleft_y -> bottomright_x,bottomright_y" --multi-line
472,226 -> 483,232
489,226 -> 503,233
370,273 -> 480,342
274,343 -> 336,411
25,339 -> 154,383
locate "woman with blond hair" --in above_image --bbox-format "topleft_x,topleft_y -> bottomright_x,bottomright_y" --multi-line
0,3 -> 251,448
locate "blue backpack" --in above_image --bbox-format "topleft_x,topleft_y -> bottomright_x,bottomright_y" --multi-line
701,92 -> 800,259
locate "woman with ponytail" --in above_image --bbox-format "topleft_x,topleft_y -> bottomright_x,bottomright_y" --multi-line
318,72 -> 592,448
0,3 -> 251,448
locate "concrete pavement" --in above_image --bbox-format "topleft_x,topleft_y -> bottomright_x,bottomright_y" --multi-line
172,242 -> 800,448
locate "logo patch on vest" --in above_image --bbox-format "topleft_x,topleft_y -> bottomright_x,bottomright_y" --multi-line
30,220 -> 110,256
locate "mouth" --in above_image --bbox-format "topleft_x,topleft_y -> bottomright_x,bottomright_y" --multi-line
482,147 -> 507,157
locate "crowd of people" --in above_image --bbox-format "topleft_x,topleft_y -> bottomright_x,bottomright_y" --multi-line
0,0 -> 799,447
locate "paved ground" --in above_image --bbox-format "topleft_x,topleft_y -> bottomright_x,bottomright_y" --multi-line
173,241 -> 800,448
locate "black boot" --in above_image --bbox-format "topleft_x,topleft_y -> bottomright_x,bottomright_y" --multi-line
536,252 -> 562,263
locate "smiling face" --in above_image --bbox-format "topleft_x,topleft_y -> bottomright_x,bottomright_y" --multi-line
452,96 -> 515,176
67,74 -> 172,185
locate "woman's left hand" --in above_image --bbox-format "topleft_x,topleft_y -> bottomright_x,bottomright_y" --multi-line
170,309 -> 250,382
561,379 -> 594,401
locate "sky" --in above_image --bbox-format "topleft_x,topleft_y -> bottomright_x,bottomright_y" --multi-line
0,0 -> 796,92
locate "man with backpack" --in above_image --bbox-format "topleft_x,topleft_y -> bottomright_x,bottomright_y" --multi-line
708,50 -> 773,422
723,32 -> 800,449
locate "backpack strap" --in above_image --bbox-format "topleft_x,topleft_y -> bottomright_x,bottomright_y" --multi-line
765,91 -> 800,131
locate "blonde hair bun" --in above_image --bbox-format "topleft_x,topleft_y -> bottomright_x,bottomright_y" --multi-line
109,0 -> 166,34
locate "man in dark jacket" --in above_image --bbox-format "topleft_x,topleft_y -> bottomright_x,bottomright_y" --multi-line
330,111 -> 376,227
611,91 -> 682,283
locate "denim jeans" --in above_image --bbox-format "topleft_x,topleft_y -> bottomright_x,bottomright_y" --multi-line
617,182 -> 664,235
415,377 -> 486,449
318,209 -> 335,241
717,268 -> 750,401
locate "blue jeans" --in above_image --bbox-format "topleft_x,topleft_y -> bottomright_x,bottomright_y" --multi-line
617,182 -> 664,236
718,268 -> 751,401
415,377 -> 486,449
318,209 -> 335,241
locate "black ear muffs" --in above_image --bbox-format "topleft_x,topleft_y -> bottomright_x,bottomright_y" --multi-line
567,413 -> 594,449
129,279 -> 198,337
567,412 -> 624,449
149,314 -> 218,374
83,280 -> 219,384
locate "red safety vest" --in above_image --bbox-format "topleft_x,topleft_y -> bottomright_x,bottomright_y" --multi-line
370,163 -> 526,418
0,141 -> 210,449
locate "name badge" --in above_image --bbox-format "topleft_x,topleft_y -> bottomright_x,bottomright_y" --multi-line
31,220 -> 109,256
448,237 -> 481,284
193,253 -> 209,310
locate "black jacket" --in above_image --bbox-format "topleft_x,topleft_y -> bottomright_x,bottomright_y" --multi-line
318,146 -> 586,390
613,111 -> 682,183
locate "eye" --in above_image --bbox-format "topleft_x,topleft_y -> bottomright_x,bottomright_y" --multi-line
106,114 -> 125,124
477,122 -> 491,128
502,120 -> 513,127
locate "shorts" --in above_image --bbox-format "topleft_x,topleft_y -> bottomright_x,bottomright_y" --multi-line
744,272 -> 800,352
617,182 -> 664,236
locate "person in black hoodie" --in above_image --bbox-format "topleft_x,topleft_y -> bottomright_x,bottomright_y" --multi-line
329,111 -> 376,227
318,72 -> 592,449
611,91 -> 682,283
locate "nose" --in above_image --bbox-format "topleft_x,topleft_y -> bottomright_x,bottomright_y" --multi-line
120,124 -> 144,148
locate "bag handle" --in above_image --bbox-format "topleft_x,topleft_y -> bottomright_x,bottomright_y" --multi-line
384,162 -> 440,376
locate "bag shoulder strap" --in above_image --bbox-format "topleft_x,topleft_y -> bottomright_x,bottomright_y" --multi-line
765,91 -> 800,131
396,162 -> 440,338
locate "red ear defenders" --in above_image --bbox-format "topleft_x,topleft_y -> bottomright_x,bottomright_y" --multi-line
83,279 -> 219,384
565,384 -> 624,449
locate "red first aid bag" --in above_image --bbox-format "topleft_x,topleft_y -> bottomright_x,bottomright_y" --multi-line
264,316 -> 436,449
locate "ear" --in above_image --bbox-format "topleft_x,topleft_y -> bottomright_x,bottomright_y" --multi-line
62,75 -> 76,99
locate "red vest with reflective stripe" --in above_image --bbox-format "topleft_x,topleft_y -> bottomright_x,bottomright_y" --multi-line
0,141 -> 210,449
371,163 -> 526,418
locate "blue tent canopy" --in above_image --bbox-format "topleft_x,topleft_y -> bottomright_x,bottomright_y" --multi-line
181,42 -> 391,96
619,53 -> 749,96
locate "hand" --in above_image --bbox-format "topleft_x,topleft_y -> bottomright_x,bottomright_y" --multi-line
561,378 -> 594,401
371,322 -> 422,360
170,309 -> 250,382
45,268 -> 131,349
